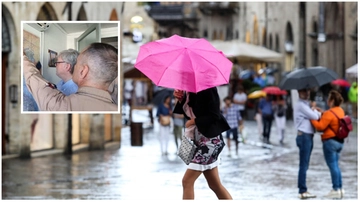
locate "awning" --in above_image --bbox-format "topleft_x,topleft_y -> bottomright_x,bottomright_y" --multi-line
209,40 -> 283,63
346,63 -> 357,78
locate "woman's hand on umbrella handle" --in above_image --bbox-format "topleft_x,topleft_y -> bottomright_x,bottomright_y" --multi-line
185,119 -> 195,128
174,89 -> 184,102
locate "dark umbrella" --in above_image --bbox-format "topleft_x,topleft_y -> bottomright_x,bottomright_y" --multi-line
239,69 -> 255,79
279,66 -> 339,90
152,88 -> 173,106
265,67 -> 278,75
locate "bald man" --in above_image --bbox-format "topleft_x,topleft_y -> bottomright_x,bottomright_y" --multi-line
23,43 -> 118,111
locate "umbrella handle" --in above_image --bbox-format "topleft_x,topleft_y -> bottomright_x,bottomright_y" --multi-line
174,90 -> 184,101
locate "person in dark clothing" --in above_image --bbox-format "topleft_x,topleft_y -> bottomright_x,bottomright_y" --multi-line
173,87 -> 232,200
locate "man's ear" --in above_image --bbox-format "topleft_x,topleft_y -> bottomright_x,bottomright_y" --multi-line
65,63 -> 72,72
80,64 -> 89,79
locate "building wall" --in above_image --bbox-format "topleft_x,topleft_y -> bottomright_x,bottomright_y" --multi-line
344,2 -> 358,70
2,2 -> 124,157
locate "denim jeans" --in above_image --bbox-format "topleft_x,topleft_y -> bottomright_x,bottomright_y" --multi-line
262,115 -> 273,140
226,127 -> 238,140
296,131 -> 314,194
323,138 -> 343,190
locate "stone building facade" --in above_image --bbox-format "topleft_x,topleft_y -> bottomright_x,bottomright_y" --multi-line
1,2 -> 141,158
1,1 -> 357,157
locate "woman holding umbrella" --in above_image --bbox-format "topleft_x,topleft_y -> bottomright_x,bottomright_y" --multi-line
173,88 -> 232,200
134,34 -> 234,199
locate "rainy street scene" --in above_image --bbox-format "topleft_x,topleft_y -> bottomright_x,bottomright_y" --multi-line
1,1 -> 359,200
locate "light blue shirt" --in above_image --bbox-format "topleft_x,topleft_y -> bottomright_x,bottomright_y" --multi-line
293,99 -> 320,134
57,79 -> 78,96
23,77 -> 39,111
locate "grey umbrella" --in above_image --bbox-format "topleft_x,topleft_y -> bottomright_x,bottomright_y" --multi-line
279,66 -> 339,90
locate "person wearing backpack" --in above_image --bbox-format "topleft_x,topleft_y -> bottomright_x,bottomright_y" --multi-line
311,90 -> 346,199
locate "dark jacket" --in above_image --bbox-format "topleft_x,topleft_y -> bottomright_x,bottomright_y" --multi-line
173,87 -> 230,138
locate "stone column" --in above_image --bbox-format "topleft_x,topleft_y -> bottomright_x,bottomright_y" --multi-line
19,114 -> 33,158
80,114 -> 91,144
89,114 -> 105,150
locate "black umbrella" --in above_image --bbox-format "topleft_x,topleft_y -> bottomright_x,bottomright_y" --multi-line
152,88 -> 173,106
279,66 -> 339,90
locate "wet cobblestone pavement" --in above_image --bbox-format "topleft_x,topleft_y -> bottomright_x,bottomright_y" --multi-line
2,120 -> 358,200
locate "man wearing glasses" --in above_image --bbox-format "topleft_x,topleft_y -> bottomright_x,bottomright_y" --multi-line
23,43 -> 118,111
55,49 -> 79,96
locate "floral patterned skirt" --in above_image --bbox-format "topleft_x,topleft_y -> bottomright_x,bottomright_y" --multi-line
188,128 -> 225,171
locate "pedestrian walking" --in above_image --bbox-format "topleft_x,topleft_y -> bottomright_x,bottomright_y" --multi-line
273,95 -> 287,145
222,96 -> 242,157
232,85 -> 247,142
173,87 -> 232,200
311,90 -> 346,199
173,111 -> 184,149
156,95 -> 173,156
253,98 -> 263,140
258,94 -> 274,144
293,88 -> 320,199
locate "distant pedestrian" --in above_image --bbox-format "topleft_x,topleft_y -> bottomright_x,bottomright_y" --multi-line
232,85 -> 247,142
254,98 -> 263,140
156,95 -> 172,156
173,87 -> 232,200
293,88 -> 320,199
311,90 -> 346,199
273,95 -> 287,145
222,96 -> 242,157
258,94 -> 274,144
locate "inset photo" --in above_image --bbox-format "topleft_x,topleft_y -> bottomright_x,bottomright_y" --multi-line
21,21 -> 120,113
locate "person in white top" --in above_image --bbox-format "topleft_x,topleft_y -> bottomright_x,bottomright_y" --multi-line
232,85 -> 247,142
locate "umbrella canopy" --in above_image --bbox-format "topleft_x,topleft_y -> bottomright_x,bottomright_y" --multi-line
239,69 -> 255,79
248,90 -> 266,99
262,86 -> 287,95
279,66 -> 339,90
135,35 -> 233,93
331,79 -> 351,87
210,40 -> 283,63
152,88 -> 174,106
346,64 -> 357,78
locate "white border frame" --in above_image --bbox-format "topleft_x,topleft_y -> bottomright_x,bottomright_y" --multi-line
21,20 -> 121,114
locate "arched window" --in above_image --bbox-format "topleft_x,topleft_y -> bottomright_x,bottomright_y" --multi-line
313,21 -> 318,33
235,30 -> 239,39
262,27 -> 267,47
77,4 -> 88,21
36,2 -> 58,20
285,21 -> 294,53
203,29 -> 208,38
268,34 -> 273,50
212,30 -> 217,40
275,34 -> 280,52
2,11 -> 11,53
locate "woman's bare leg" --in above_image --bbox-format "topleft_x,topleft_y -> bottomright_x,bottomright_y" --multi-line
203,167 -> 232,199
182,169 -> 202,199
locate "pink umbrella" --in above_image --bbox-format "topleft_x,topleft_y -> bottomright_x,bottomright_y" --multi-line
134,35 -> 233,93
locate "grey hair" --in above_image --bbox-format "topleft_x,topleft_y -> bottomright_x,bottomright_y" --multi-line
57,49 -> 79,74
79,43 -> 118,86
24,48 -> 35,63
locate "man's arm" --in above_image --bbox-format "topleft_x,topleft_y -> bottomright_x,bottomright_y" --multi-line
300,102 -> 320,120
23,56 -> 69,111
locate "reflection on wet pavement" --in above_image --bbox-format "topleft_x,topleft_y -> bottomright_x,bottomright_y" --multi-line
2,120 -> 358,200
